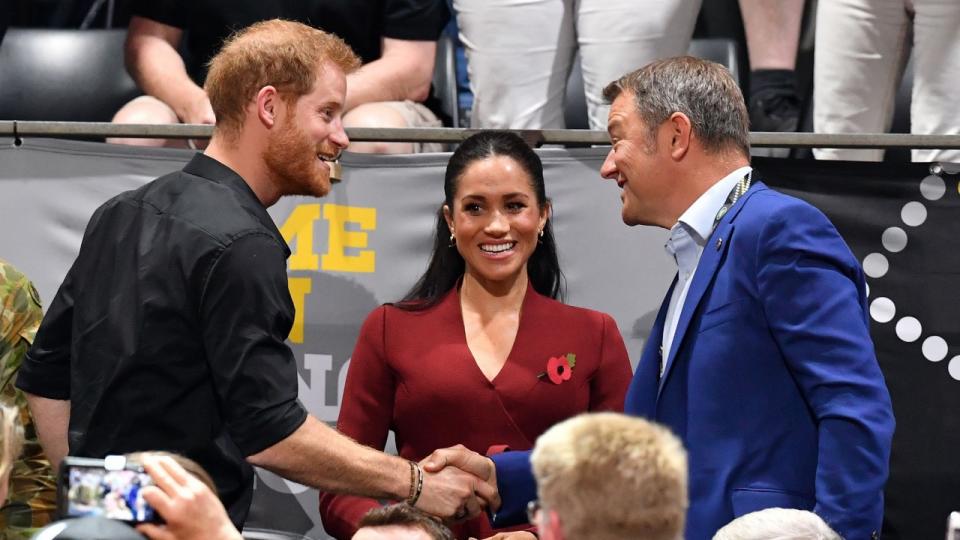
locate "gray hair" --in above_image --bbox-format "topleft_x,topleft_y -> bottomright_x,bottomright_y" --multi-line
603,56 -> 750,158
713,508 -> 843,540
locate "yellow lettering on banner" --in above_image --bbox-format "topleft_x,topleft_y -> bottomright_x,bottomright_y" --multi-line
288,277 -> 312,344
279,204 -> 321,271
321,204 -> 376,273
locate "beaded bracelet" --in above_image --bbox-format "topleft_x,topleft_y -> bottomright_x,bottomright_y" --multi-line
406,461 -> 424,506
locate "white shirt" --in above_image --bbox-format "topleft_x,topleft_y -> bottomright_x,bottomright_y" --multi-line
660,166 -> 752,375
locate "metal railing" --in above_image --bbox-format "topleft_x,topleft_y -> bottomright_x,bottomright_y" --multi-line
3,121 -> 960,149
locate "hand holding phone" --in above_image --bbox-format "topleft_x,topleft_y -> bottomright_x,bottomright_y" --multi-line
136,454 -> 241,540
58,456 -> 160,523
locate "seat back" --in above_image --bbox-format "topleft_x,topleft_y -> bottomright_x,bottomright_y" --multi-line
0,28 -> 141,122
563,54 -> 589,130
687,38 -> 741,86
563,38 -> 741,129
432,31 -> 459,128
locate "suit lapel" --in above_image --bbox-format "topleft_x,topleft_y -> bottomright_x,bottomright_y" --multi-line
657,183 -> 766,396
626,276 -> 676,418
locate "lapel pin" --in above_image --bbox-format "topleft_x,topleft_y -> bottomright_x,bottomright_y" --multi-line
715,237 -> 723,250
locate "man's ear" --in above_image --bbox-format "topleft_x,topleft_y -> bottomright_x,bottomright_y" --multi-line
546,508 -> 566,540
256,86 -> 280,129
667,111 -> 692,161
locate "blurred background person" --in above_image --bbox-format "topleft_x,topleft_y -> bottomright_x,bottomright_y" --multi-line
352,504 -> 454,540
0,259 -> 55,538
318,131 -> 632,539
452,0 -> 701,130
813,0 -> 960,162
713,508 -> 841,540
111,0 -> 450,153
0,404 -> 24,506
738,0 -> 805,134
529,412 -> 687,540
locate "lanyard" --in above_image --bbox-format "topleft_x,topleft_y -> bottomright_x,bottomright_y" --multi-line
712,170 -> 752,231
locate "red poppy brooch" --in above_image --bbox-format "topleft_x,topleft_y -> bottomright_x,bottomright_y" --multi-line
538,353 -> 577,385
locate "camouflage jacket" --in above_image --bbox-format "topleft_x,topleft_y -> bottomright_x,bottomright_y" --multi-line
0,260 -> 56,539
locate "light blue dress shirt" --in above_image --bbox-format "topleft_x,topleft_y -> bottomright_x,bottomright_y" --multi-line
661,166 -> 752,374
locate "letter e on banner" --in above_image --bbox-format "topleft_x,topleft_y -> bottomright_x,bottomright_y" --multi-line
321,204 -> 376,272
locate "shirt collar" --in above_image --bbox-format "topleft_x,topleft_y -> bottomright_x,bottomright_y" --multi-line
674,165 -> 752,244
182,153 -> 289,256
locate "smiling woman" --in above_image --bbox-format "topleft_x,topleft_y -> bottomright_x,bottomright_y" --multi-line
403,131 -> 563,308
318,132 -> 633,540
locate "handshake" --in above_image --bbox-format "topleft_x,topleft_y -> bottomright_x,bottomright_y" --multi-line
413,444 -> 502,523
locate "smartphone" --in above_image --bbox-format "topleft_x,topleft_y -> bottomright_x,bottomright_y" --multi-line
58,456 -> 160,523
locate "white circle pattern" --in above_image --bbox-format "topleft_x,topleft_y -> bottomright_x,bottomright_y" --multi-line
895,317 -> 922,342
882,227 -> 908,253
866,173 -> 958,381
922,336 -> 949,362
949,357 -> 960,381
869,298 -> 896,323
901,202 -> 927,227
920,175 -> 946,201
862,253 -> 889,278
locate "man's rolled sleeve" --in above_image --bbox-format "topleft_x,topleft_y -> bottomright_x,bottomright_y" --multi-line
131,0 -> 187,29
198,232 -> 308,456
384,0 -> 450,41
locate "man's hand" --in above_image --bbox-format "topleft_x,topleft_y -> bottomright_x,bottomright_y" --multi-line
176,92 -> 216,127
136,454 -> 241,540
421,444 -> 501,513
175,92 -> 215,149
415,459 -> 491,522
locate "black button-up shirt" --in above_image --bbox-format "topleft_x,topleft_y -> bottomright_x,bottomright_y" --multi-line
17,154 -> 308,526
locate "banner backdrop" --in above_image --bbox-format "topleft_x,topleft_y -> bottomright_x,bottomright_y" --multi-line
0,138 -> 957,539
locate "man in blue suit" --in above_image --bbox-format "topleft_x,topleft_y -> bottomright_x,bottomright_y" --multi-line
424,56 -> 895,540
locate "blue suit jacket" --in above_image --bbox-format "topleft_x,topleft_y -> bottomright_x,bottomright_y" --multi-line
493,183 -> 895,540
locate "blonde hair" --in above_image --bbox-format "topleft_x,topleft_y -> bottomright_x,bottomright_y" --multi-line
0,404 -> 24,483
204,19 -> 361,140
531,412 -> 688,540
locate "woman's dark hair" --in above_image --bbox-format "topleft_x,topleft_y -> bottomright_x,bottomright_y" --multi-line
398,131 -> 564,310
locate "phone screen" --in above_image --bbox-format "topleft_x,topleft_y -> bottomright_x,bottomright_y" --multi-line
64,464 -> 157,523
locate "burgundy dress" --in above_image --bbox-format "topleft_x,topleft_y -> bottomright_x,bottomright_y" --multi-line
318,284 -> 631,539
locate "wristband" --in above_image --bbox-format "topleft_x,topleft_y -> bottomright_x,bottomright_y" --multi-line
406,461 -> 424,507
